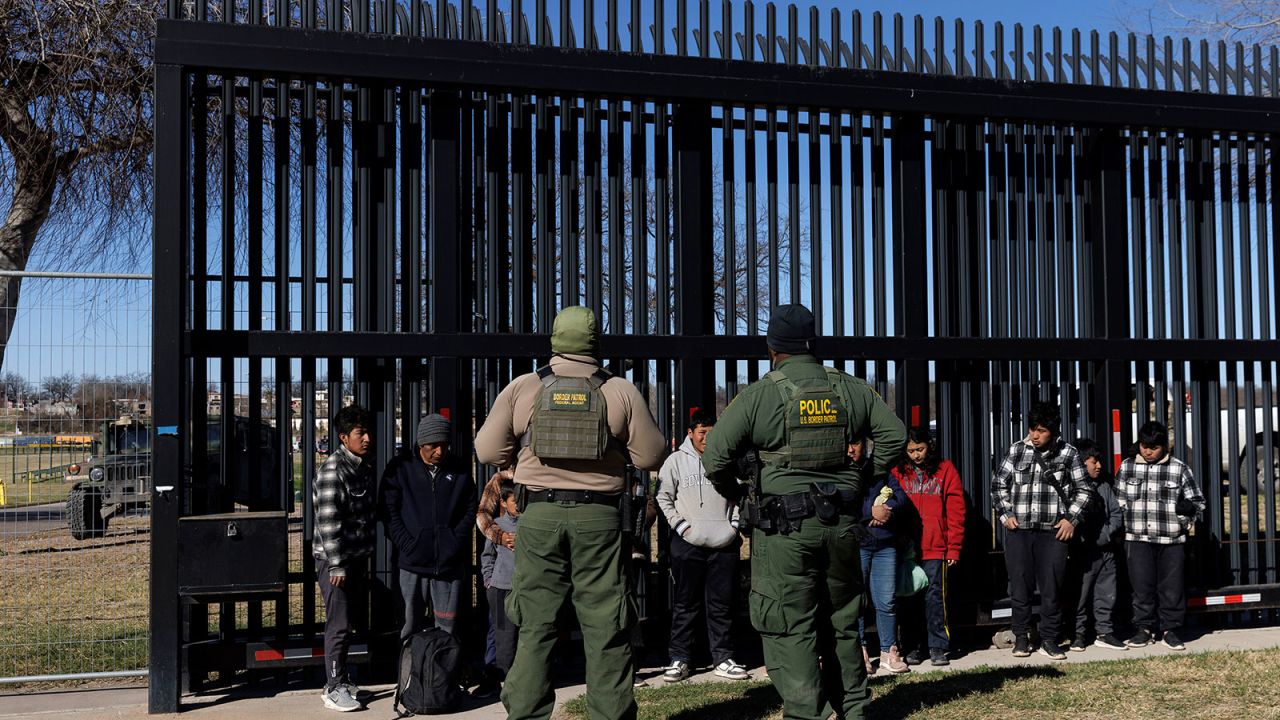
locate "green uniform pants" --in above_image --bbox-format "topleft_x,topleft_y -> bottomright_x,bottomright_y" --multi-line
501,500 -> 637,720
749,515 -> 868,720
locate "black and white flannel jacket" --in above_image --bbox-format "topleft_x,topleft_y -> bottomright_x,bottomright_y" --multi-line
311,444 -> 377,577
991,437 -> 1092,531
1114,453 -> 1205,545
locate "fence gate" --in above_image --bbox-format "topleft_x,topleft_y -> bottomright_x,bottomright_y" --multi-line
153,0 -> 1280,712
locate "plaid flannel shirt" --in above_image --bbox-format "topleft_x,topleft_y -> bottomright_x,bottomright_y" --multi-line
1115,454 -> 1205,545
991,438 -> 1092,530
311,444 -> 377,576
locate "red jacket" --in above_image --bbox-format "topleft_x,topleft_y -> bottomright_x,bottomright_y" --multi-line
891,459 -> 966,562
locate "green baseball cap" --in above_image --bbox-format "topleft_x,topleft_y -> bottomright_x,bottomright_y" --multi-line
550,306 -> 600,357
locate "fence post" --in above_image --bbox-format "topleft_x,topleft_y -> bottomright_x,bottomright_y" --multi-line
893,114 -> 929,426
673,101 -> 715,417
150,61 -> 188,715
1086,128 -> 1130,453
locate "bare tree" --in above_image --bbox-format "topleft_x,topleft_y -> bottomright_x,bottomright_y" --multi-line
0,0 -> 156,370
1120,1 -> 1280,43
0,369 -> 31,403
42,372 -> 76,402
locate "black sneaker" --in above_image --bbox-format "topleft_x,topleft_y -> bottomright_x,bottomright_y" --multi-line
929,649 -> 950,666
903,649 -> 926,666
1012,635 -> 1032,658
1093,634 -> 1128,650
1126,628 -> 1153,647
1162,630 -> 1186,651
1069,636 -> 1087,652
1039,643 -> 1067,660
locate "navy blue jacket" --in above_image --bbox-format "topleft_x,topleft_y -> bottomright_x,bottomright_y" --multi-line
859,473 -> 909,551
380,454 -> 477,578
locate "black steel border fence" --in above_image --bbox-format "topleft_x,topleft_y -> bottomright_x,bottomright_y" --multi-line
152,0 -> 1280,711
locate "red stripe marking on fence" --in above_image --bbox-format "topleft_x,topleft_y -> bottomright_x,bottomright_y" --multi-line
911,405 -> 920,429
1111,409 -> 1123,472
1188,593 -> 1262,607
254,649 -> 285,662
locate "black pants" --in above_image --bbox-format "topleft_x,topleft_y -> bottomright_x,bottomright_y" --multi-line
1004,528 -> 1069,644
1126,540 -> 1186,633
1070,544 -> 1118,638
316,556 -> 367,690
668,533 -> 738,665
487,586 -> 518,674
900,559 -> 951,653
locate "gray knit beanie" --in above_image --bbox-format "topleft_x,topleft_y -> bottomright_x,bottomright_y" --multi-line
416,413 -> 451,446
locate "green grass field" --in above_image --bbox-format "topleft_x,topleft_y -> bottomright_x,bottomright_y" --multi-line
0,447 -> 89,508
565,649 -> 1280,720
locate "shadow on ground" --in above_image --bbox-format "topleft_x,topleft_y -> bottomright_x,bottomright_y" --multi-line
660,665 -> 1065,720
867,665 -> 1065,720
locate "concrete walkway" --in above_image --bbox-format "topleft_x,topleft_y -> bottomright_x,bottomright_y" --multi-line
6,626 -> 1279,720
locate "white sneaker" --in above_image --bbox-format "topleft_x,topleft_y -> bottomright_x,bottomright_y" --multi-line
713,659 -> 750,680
662,660 -> 690,683
322,685 -> 360,712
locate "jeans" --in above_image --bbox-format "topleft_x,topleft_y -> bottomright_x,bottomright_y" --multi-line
399,568 -> 464,640
857,544 -> 898,653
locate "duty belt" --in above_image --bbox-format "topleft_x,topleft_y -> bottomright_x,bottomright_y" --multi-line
524,489 -> 622,508
760,485 -> 860,535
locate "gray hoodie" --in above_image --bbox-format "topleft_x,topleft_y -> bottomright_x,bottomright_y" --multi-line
656,436 -> 739,549
480,513 -> 518,590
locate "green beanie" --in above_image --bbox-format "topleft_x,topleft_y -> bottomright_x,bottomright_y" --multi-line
550,306 -> 600,357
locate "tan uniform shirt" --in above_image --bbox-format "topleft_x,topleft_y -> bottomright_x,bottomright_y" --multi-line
474,354 -> 668,492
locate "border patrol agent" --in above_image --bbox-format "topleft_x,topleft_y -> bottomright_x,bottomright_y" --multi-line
474,306 -> 668,720
702,304 -> 906,720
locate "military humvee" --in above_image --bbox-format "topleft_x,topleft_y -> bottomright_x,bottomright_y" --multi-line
65,416 -> 282,540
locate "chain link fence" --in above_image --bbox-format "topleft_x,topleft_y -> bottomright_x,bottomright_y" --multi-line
0,272 -> 151,685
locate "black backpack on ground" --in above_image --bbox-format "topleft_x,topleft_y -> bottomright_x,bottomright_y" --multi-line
394,627 -> 462,716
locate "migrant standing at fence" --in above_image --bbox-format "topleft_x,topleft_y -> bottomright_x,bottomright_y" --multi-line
855,442 -> 911,675
474,306 -> 668,720
702,304 -> 906,720
480,482 -> 521,676
475,466 -> 516,696
1066,439 -> 1127,652
655,408 -> 750,684
1115,422 -> 1206,651
991,401 -> 1093,661
380,414 -> 477,640
312,405 -> 377,713
892,427 -> 966,667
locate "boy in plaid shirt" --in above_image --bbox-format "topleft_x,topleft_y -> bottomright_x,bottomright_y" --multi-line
1115,421 -> 1205,651
991,401 -> 1093,660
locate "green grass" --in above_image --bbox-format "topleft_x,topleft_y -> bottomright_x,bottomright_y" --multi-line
563,649 -> 1280,720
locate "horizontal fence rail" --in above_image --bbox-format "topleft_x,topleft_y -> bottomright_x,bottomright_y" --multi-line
150,0 -> 1280,712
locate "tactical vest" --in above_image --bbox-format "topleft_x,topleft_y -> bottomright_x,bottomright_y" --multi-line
528,366 -> 612,461
758,365 -> 851,470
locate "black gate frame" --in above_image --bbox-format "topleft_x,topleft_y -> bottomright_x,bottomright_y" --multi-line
153,7 -> 1280,713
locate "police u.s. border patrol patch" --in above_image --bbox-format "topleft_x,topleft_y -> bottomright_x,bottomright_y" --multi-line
797,398 -> 840,426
